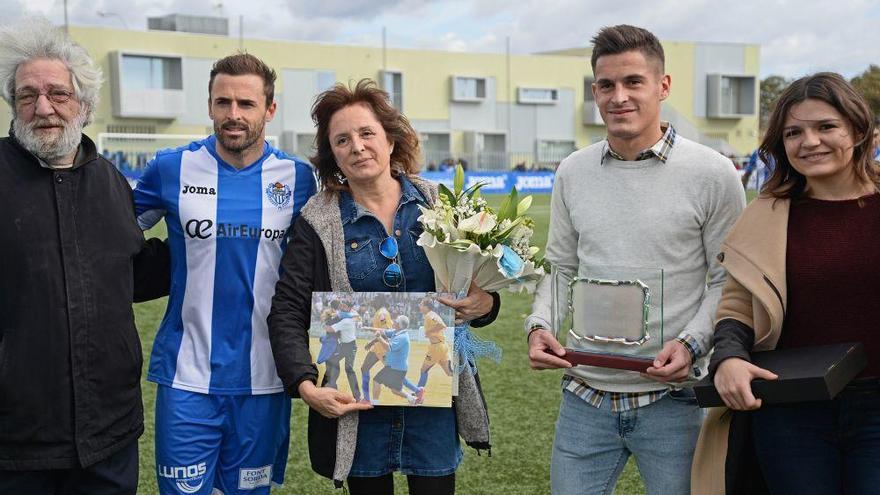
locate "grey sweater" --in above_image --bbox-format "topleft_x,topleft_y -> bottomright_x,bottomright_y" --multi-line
527,135 -> 745,392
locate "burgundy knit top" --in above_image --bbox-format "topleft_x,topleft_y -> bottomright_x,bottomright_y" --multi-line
780,192 -> 880,377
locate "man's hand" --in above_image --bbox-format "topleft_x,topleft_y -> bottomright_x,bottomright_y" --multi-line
714,357 -> 778,411
528,328 -> 572,370
437,281 -> 493,324
645,340 -> 692,382
298,381 -> 372,418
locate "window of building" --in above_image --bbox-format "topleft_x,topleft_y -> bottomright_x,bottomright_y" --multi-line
518,87 -> 558,104
121,54 -> 182,91
316,71 -> 336,92
420,132 -> 451,153
452,76 -> 486,102
482,133 -> 505,152
382,70 -> 403,110
582,77 -> 602,125
420,132 -> 451,169
296,133 -> 316,157
707,74 -> 757,118
537,140 -> 576,162
584,77 -> 596,102
721,77 -> 740,115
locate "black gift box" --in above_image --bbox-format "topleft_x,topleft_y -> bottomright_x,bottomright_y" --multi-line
694,342 -> 867,408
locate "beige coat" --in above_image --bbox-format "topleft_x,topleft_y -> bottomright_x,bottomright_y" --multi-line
691,196 -> 790,494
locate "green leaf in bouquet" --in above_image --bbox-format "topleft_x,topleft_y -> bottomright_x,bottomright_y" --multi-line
438,183 -> 457,207
449,239 -> 476,250
534,255 -> 550,272
461,180 -> 486,199
497,187 -> 519,222
453,164 -> 465,196
495,216 -> 524,242
516,195 -> 533,217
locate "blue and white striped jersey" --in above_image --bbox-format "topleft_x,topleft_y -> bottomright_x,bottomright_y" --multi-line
134,135 -> 317,395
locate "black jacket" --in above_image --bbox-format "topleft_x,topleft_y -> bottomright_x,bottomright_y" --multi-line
268,216 -> 499,479
0,134 -> 169,470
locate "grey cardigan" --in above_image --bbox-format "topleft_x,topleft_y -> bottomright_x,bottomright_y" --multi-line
299,175 -> 493,485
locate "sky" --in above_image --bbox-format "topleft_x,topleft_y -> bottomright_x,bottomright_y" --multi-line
10,0 -> 880,79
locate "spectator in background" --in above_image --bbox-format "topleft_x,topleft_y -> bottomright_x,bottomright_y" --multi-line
742,145 -> 776,191
726,153 -> 741,170
872,118 -> 880,161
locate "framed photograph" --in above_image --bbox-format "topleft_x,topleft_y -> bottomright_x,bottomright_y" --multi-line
309,291 -> 456,407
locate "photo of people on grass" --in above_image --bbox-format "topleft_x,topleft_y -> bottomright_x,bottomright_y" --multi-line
309,292 -> 456,407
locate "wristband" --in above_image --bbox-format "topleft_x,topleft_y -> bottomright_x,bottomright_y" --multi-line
527,323 -> 545,343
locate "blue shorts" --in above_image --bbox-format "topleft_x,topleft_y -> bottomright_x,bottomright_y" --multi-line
154,385 -> 291,494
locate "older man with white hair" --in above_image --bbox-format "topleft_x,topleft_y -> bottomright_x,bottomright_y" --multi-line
0,18 -> 168,494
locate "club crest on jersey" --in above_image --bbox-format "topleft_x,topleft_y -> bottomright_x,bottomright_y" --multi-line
266,181 -> 292,209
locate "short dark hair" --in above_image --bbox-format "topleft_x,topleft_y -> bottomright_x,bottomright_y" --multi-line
761,72 -> 879,199
209,53 -> 276,105
310,79 -> 421,191
590,25 -> 665,74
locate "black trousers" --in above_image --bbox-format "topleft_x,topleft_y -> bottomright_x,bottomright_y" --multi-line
348,473 -> 455,495
0,439 -> 138,495
325,341 -> 361,400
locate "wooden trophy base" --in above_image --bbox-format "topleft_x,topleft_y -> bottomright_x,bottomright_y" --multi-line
547,348 -> 654,373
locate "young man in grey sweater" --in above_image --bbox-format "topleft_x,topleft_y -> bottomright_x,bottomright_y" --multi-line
526,25 -> 745,495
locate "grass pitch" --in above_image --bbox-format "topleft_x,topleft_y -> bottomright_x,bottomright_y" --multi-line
133,193 -> 649,494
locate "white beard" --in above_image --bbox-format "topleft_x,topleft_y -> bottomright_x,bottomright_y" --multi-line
13,111 -> 86,165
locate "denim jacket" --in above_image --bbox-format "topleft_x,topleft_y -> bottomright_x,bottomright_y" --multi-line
269,174 -> 498,486
339,175 -> 434,292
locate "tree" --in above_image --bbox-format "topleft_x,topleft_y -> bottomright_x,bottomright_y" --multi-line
760,75 -> 789,131
851,65 -> 880,117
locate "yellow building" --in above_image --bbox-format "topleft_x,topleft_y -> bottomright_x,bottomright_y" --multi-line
0,20 -> 760,169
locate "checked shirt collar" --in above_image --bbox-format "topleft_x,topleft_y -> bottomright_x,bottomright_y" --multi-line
600,122 -> 676,165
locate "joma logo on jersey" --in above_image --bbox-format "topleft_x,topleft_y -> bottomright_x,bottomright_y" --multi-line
158,462 -> 207,494
181,185 -> 217,195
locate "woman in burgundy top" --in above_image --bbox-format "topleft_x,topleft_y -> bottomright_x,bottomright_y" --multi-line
706,72 -> 880,494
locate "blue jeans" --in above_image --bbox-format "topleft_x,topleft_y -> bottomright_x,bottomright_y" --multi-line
751,380 -> 880,494
550,388 -> 702,495
350,406 -> 461,477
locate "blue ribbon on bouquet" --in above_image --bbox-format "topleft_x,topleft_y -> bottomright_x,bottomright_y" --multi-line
452,289 -> 502,375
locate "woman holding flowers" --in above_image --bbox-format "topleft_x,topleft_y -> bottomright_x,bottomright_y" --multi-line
267,79 -> 500,495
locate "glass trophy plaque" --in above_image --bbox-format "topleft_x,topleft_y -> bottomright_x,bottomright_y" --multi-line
550,264 -> 664,372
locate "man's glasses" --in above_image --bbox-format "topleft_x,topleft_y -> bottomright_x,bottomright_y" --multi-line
379,236 -> 403,288
14,89 -> 75,107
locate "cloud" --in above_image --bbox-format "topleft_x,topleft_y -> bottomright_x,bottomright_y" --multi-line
10,0 -> 880,79
284,0 -> 440,21
482,0 -> 880,78
286,0 -> 404,20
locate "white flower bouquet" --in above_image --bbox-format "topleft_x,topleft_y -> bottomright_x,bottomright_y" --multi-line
417,165 -> 547,297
